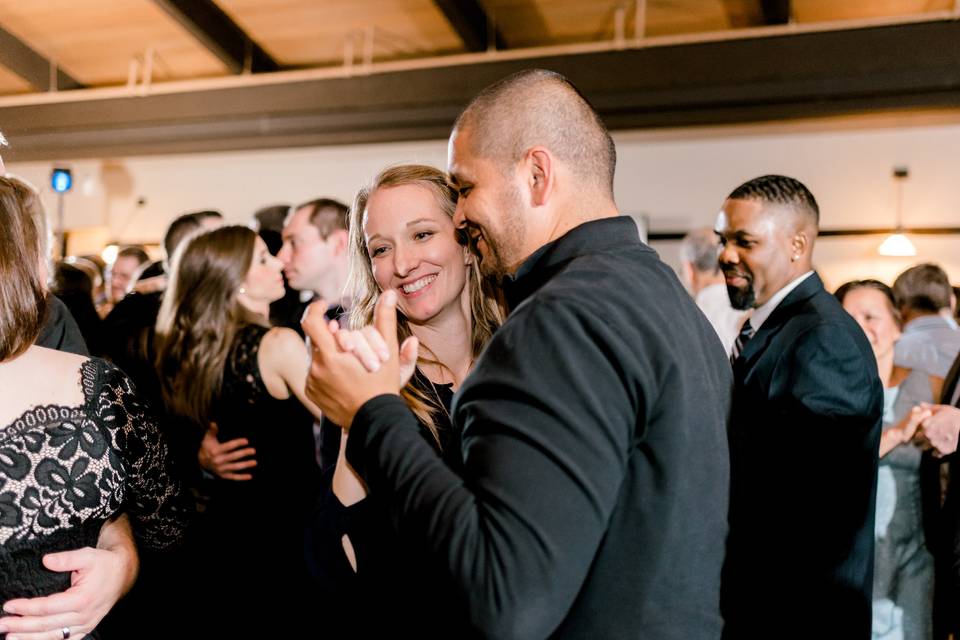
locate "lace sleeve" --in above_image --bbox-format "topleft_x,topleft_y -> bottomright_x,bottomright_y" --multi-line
93,361 -> 189,550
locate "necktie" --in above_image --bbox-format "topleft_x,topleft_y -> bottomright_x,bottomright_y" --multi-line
730,319 -> 754,365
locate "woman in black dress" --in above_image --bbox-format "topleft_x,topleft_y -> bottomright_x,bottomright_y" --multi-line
155,225 -> 322,637
315,164 -> 502,637
0,175 -> 186,639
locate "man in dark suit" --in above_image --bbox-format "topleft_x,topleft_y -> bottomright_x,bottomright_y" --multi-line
717,175 -> 883,638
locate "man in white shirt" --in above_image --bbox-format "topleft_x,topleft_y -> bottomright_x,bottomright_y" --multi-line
680,227 -> 748,354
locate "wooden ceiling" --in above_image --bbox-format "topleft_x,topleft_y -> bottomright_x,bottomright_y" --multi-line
0,0 -> 953,97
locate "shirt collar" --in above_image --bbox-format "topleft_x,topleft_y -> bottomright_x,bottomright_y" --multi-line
749,271 -> 814,332
903,314 -> 954,334
501,216 -> 647,309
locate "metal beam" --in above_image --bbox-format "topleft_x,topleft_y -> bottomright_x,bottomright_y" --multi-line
2,19 -> 960,160
0,25 -> 82,91
151,0 -> 280,74
433,0 -> 506,51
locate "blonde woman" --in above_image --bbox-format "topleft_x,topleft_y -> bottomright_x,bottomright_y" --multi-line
313,164 -> 501,637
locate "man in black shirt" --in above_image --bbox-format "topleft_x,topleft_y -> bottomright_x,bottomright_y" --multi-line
304,69 -> 731,638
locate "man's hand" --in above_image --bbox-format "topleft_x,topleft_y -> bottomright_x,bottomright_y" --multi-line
198,422 -> 256,481
302,291 -> 410,428
0,515 -> 139,640
916,403 -> 960,457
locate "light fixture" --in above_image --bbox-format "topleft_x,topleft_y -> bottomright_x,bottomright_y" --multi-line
101,243 -> 120,264
877,166 -> 917,257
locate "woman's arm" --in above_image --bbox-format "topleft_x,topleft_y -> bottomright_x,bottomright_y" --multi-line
259,327 -> 324,420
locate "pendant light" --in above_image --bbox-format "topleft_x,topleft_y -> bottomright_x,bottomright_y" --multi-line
877,166 -> 917,257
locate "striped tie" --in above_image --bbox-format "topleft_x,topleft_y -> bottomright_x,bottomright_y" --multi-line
730,319 -> 754,365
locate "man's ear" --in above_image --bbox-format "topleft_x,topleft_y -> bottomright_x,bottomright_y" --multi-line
791,230 -> 809,261
331,229 -> 350,255
525,146 -> 553,207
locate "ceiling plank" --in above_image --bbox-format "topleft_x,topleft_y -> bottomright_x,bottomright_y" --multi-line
2,19 -> 960,160
151,0 -> 280,73
0,24 -> 82,91
433,0 -> 506,51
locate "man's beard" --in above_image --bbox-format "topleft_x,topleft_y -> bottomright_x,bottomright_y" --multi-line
727,283 -> 756,310
476,186 -> 526,280
723,267 -> 756,310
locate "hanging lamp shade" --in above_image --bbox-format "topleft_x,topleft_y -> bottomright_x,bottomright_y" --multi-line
878,166 -> 915,257
877,232 -> 917,257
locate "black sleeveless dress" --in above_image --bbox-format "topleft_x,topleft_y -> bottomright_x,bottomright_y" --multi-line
190,324 -> 320,636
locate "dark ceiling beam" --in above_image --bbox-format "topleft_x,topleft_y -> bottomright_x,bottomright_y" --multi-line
151,0 -> 280,73
0,24 -> 83,91
760,0 -> 791,25
433,0 -> 506,51
2,19 -> 960,161
721,0 -> 789,27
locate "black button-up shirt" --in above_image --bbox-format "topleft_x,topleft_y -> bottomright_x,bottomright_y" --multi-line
348,215 -> 732,639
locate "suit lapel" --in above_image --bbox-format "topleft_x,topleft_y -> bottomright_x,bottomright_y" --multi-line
735,273 -> 825,372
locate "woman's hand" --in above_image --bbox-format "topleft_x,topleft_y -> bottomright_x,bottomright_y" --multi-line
879,405 -> 929,458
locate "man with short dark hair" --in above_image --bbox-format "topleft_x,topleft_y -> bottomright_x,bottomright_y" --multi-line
279,198 -> 350,309
303,69 -> 731,639
717,174 -> 883,638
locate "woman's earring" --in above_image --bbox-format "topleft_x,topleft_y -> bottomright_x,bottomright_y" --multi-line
238,286 -> 247,295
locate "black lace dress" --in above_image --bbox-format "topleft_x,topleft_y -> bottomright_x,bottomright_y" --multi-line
189,323 -> 320,635
0,358 -> 186,605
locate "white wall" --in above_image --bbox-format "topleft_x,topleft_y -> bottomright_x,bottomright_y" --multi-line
8,115 -> 960,286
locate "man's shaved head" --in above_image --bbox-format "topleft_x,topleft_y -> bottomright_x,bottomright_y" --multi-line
453,69 -> 616,194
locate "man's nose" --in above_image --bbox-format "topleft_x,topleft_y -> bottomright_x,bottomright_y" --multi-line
453,200 -> 467,228
718,243 -> 738,266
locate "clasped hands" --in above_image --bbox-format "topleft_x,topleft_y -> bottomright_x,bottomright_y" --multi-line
895,403 -> 960,457
301,290 -> 418,428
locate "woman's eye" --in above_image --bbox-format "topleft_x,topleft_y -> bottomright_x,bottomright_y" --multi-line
459,186 -> 472,197
370,246 -> 387,257
414,231 -> 433,241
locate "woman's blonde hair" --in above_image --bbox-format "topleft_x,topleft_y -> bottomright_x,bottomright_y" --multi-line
346,164 -> 502,444
155,225 -> 266,425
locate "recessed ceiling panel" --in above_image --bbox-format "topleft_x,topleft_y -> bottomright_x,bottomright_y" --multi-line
216,0 -> 465,66
0,0 -> 230,86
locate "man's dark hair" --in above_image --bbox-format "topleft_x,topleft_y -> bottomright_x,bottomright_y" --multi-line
295,198 -> 348,239
453,68 -> 616,195
254,204 -> 291,234
162,213 -> 203,260
162,210 -> 223,260
728,175 -> 820,226
117,245 -> 150,265
892,263 -> 952,313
